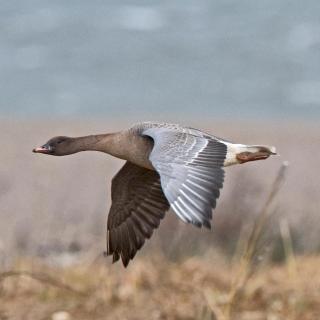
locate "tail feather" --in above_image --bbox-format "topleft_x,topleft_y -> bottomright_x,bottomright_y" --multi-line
247,145 -> 277,155
223,142 -> 277,166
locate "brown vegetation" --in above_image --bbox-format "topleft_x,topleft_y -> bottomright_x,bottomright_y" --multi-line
0,254 -> 320,320
0,119 -> 320,319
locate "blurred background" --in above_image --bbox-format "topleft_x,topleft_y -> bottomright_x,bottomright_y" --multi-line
1,1 -> 320,319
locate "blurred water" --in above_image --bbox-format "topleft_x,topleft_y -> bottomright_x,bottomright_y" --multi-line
1,0 -> 320,120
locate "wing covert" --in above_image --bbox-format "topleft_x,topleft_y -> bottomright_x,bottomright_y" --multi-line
142,127 -> 227,228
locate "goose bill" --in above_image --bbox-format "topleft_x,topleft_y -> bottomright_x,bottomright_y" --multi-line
32,145 -> 53,154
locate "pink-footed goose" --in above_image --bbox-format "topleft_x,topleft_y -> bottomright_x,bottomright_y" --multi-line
33,122 -> 276,267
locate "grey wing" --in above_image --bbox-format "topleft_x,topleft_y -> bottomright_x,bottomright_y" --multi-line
107,161 -> 170,267
142,127 -> 227,229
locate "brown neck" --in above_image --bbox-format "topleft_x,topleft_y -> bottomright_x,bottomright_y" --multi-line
69,133 -> 127,159
63,131 -> 154,169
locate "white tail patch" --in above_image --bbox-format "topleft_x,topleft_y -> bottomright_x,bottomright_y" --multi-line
249,145 -> 277,154
223,142 -> 276,167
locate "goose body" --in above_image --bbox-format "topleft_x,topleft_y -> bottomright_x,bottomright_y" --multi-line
33,122 -> 276,266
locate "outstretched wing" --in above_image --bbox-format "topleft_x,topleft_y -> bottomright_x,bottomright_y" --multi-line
107,161 -> 170,267
142,126 -> 227,229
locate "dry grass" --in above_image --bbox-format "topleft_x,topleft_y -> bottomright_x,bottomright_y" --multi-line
1,160 -> 319,320
0,255 -> 320,320
225,162 -> 288,319
1,119 -> 320,319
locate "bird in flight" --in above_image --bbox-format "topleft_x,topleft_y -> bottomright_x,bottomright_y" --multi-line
33,122 -> 276,266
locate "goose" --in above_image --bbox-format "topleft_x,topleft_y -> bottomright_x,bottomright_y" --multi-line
33,122 -> 276,266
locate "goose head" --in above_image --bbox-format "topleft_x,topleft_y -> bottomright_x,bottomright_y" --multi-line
33,136 -> 74,156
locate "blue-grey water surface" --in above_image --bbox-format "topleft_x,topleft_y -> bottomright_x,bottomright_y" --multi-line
1,0 -> 320,120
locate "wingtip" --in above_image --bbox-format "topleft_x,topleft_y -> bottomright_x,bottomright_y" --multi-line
112,252 -> 120,263
200,219 -> 211,229
121,255 -> 130,268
